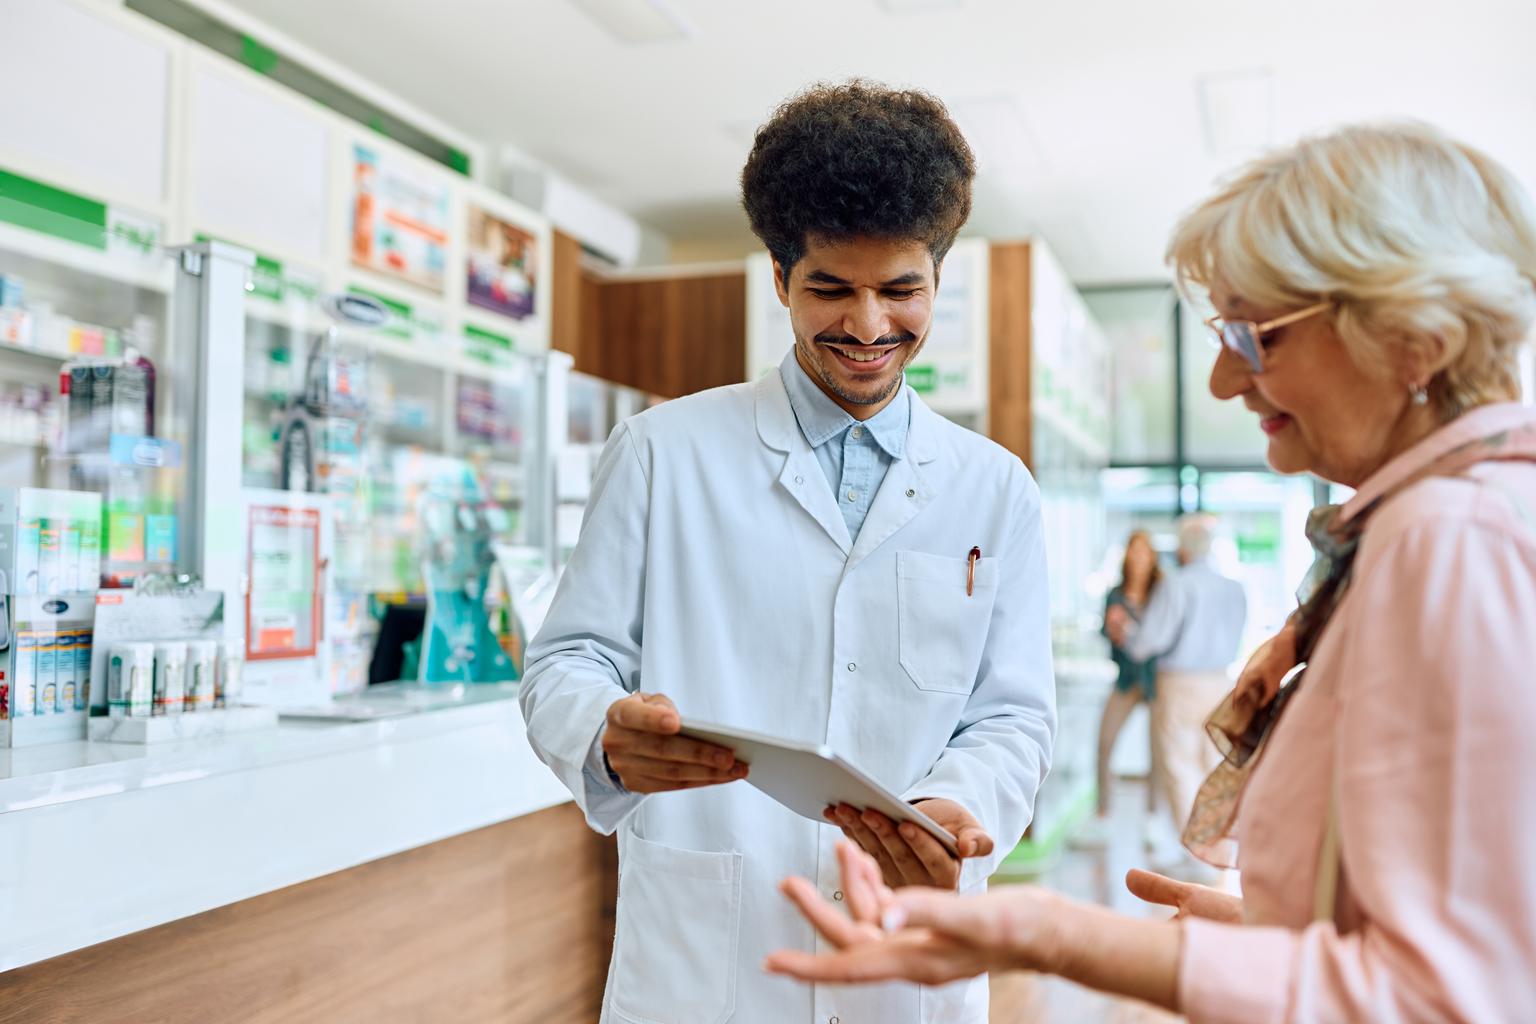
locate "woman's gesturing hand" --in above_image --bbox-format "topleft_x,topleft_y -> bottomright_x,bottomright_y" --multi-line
1125,869 -> 1243,923
764,841 -> 1065,986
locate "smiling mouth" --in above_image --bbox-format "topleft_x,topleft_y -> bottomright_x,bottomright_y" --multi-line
1259,413 -> 1292,435
822,343 -> 903,372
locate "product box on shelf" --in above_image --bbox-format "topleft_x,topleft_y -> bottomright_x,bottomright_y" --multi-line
84,588 -> 272,744
0,488 -> 104,596
0,592 -> 97,748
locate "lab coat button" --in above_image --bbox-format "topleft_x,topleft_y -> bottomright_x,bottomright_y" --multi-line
905,488 -> 916,498
794,475 -> 804,485
833,890 -> 844,901
847,662 -> 857,672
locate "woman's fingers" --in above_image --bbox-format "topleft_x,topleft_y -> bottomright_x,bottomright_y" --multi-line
838,841 -> 886,925
764,945 -> 905,983
1125,868 -> 1190,909
758,939 -> 940,982
764,932 -> 977,987
779,876 -> 871,949
884,888 -> 988,936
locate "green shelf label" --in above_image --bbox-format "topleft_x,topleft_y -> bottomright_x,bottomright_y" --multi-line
348,286 -> 413,341
251,255 -> 284,303
240,34 -> 279,76
0,167 -> 107,250
463,324 -> 513,351
905,364 -> 938,393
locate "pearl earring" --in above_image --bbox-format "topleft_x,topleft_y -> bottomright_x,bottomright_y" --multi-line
1410,382 -> 1429,406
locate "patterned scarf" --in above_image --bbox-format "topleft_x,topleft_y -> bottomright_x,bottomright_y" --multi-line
1183,417 -> 1536,868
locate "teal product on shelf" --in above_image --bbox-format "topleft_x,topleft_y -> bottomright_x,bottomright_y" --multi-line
417,465 -> 514,685
55,631 -> 76,713
74,630 -> 92,711
35,629 -> 58,715
14,631 -> 37,717
0,595 -> 97,746
144,511 -> 177,565
0,274 -> 21,308
0,489 -> 106,595
108,643 -> 154,718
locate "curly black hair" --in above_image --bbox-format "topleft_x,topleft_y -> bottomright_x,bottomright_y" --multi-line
741,79 -> 976,275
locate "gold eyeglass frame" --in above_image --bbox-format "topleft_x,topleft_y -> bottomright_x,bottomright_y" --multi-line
1203,301 -> 1332,373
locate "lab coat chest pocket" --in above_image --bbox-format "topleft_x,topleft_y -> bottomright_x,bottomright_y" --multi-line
897,550 -> 999,695
611,833 -> 744,1024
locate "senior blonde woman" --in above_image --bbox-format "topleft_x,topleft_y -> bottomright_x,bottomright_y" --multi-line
766,122 -> 1536,1021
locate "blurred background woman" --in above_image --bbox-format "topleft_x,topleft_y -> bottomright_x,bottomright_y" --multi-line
1092,529 -> 1161,826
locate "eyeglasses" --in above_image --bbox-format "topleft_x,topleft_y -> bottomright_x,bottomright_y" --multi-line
1203,301 -> 1331,374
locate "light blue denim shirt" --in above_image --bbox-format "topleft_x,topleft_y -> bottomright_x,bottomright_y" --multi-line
779,350 -> 910,545
1122,558 -> 1248,672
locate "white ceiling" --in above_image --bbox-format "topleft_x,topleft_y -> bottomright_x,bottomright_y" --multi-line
215,0 -> 1536,284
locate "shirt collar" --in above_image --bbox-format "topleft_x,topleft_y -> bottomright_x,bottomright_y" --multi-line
1339,402 -> 1536,525
779,349 -> 910,459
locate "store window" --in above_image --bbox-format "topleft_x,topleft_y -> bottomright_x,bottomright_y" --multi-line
1083,287 -> 1177,466
1179,302 -> 1269,466
1198,470 -> 1316,651
1090,285 -> 1330,664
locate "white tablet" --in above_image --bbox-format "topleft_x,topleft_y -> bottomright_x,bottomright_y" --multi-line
678,717 -> 959,858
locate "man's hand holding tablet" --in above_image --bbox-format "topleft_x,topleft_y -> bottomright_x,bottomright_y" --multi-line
824,799 -> 993,890
602,694 -> 751,793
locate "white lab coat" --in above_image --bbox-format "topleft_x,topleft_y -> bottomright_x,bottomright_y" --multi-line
520,371 -> 1056,1024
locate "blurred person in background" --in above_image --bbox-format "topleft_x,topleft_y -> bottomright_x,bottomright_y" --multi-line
767,121 -> 1536,1022
1109,514 -> 1245,864
1080,529 -> 1163,842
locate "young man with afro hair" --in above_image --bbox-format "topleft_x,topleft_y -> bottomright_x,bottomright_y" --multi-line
521,79 -> 1056,1024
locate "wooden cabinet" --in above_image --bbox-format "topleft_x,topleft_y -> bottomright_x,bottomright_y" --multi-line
0,804 -> 616,1024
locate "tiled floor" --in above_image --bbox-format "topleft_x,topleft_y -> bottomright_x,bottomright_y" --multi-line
987,779 -> 1200,1023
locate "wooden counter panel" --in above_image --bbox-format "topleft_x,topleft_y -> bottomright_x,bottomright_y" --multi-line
0,803 -> 615,1024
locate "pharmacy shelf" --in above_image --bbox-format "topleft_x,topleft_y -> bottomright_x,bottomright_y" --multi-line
0,223 -> 173,295
243,300 -> 333,338
459,304 -> 545,355
0,339 -> 71,364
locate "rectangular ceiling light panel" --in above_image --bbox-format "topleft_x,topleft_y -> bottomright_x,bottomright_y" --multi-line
877,0 -> 965,10
570,0 -> 697,43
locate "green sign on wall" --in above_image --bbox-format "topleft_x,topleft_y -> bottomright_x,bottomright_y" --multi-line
905,364 -> 938,394
0,167 -> 108,250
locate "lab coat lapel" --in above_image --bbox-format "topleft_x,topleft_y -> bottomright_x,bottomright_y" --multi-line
845,392 -> 940,570
754,373 -> 853,556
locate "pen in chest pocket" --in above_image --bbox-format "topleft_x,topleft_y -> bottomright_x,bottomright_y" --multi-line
967,546 -> 981,596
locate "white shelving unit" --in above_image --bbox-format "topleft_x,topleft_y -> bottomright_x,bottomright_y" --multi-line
0,0 -> 572,709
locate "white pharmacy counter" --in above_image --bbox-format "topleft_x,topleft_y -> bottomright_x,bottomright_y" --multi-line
0,684 -> 570,973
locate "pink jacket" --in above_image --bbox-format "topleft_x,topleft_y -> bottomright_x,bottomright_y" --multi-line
1179,403 -> 1536,1023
